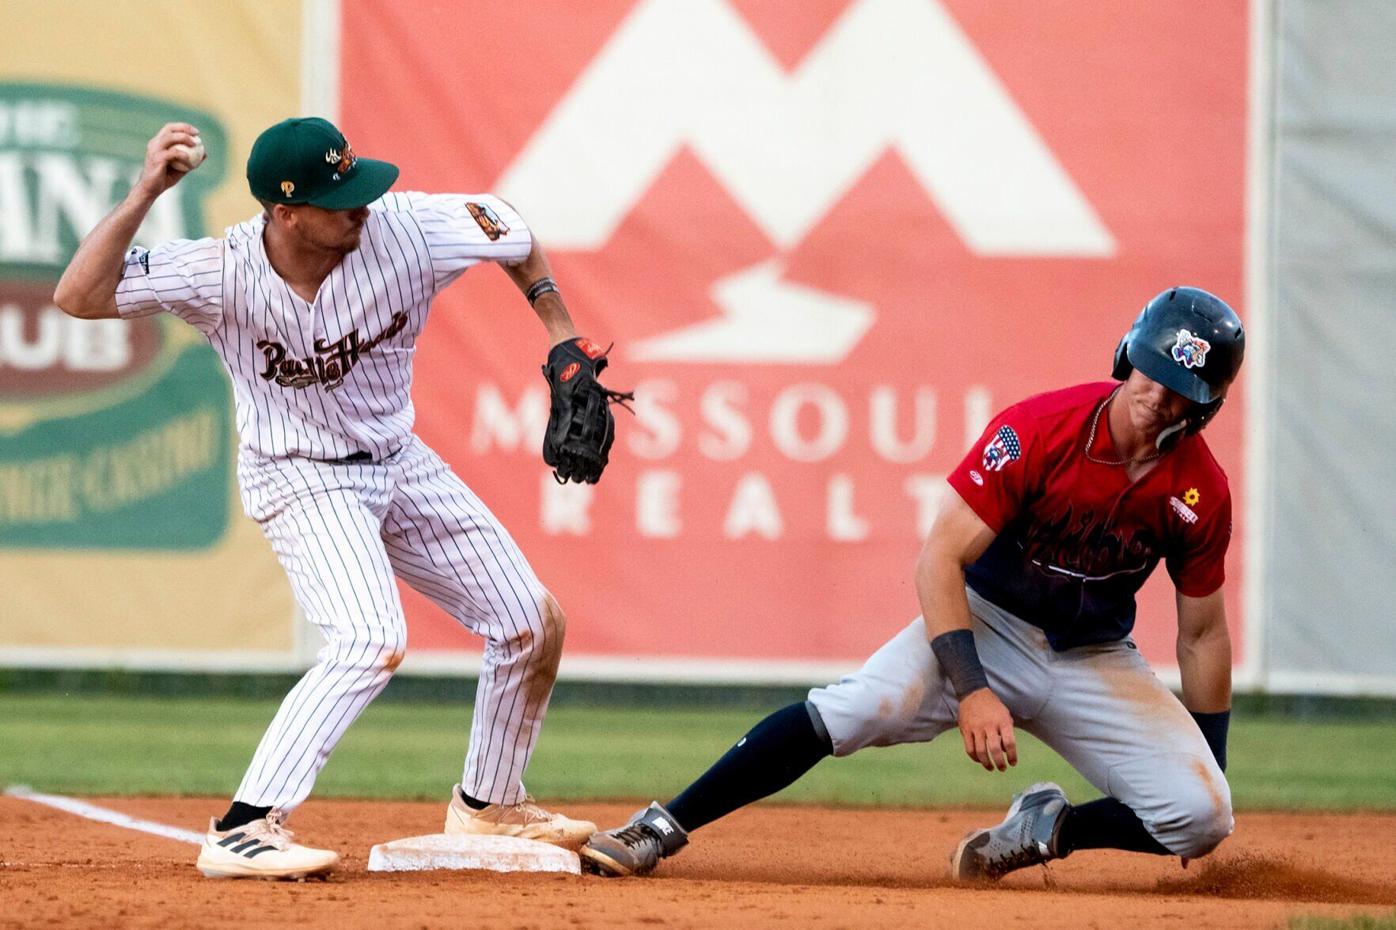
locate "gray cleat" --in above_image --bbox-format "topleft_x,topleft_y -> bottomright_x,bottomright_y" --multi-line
950,782 -> 1069,881
580,801 -> 689,877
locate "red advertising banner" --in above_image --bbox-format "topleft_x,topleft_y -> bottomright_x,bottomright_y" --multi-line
342,0 -> 1249,672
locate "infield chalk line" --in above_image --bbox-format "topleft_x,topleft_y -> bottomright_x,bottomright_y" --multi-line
4,785 -> 203,845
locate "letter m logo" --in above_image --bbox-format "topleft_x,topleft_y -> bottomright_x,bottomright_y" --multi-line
497,0 -> 1114,257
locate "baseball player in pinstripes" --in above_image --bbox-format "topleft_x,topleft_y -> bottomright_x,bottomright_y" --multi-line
582,289 -> 1244,882
54,118 -> 615,879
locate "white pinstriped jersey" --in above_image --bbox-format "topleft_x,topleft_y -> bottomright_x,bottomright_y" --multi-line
113,192 -> 531,460
112,190 -> 560,811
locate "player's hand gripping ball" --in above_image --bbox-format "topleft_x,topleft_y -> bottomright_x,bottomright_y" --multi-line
541,337 -> 633,484
172,136 -> 206,172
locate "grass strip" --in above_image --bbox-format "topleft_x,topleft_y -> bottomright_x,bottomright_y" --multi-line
4,694 -> 1394,809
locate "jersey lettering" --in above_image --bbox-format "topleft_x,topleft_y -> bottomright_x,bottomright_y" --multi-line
256,310 -> 408,392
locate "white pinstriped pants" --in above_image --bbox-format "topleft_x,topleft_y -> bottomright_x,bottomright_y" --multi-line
233,436 -> 563,812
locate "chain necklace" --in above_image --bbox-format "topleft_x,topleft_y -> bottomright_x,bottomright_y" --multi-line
1084,388 -> 1163,467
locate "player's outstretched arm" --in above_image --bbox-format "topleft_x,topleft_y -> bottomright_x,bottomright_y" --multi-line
1175,589 -> 1232,769
499,238 -> 577,346
1175,589 -> 1231,711
498,233 -> 633,485
916,492 -> 1018,772
54,122 -> 202,320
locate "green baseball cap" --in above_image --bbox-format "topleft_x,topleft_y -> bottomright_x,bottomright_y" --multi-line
247,117 -> 399,209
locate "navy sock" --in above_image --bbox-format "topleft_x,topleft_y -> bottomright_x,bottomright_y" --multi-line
215,802 -> 272,832
458,788 -> 490,810
1056,797 -> 1171,856
664,701 -> 833,832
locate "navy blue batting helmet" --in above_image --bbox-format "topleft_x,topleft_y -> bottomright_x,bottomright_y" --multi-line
1112,286 -> 1245,434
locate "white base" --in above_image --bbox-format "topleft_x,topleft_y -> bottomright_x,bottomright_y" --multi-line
367,833 -> 581,875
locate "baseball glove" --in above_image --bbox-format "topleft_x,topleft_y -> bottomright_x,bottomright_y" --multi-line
541,337 -> 633,484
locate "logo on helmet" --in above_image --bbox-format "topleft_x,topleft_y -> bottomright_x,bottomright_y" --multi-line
1171,329 -> 1210,369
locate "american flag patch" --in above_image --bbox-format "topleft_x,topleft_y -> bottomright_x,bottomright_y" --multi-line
981,425 -> 1022,472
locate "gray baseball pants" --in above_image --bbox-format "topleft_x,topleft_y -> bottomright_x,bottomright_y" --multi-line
807,587 -> 1233,858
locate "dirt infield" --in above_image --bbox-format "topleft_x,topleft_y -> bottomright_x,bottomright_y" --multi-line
2,797 -> 1392,929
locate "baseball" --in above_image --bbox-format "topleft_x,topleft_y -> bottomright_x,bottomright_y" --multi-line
173,136 -> 206,171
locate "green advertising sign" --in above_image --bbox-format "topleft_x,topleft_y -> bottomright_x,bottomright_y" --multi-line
0,84 -> 233,549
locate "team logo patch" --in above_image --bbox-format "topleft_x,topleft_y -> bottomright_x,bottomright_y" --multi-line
981,425 -> 1021,472
1183,487 -> 1200,506
969,469 -> 984,486
325,144 -> 356,180
280,180 -> 295,198
1171,329 -> 1210,369
466,201 -> 509,240
124,246 -> 150,277
1169,496 -> 1199,524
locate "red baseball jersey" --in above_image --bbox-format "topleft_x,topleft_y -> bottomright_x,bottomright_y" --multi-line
947,382 -> 1231,650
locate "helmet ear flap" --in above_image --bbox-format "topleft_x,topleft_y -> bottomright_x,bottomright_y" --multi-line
1187,397 -> 1224,435
1111,335 -> 1132,381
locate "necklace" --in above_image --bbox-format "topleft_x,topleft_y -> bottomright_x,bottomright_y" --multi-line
1084,388 -> 1163,467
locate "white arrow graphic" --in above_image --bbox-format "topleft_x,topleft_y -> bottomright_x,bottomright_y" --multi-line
629,261 -> 875,364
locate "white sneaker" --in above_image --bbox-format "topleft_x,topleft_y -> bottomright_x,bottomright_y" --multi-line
196,811 -> 339,880
443,785 -> 596,849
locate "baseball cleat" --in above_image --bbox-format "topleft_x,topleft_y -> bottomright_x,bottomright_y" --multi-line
443,785 -> 596,849
195,811 -> 339,880
950,782 -> 1069,882
580,801 -> 689,877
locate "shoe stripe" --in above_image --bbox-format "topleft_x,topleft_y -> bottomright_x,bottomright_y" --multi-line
243,844 -> 279,859
216,832 -> 247,848
230,839 -> 264,854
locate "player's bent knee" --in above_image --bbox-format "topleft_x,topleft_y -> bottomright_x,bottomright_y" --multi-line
322,625 -> 408,674
538,592 -> 566,642
1190,793 -> 1234,858
506,591 -> 566,677
1159,770 -> 1234,858
1171,808 -> 1233,859
806,684 -> 917,757
365,636 -> 410,675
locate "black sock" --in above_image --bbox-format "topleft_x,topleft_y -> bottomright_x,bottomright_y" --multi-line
216,802 -> 272,832
664,701 -> 833,832
458,788 -> 490,810
1056,797 -> 1171,856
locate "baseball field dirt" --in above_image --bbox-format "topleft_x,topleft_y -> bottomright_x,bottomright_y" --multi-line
2,797 -> 1392,929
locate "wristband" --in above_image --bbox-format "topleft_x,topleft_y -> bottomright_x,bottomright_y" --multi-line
526,277 -> 560,306
1189,709 -> 1230,772
930,629 -> 990,698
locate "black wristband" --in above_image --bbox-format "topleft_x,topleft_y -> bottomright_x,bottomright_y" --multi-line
526,277 -> 559,305
930,629 -> 990,699
1189,709 -> 1230,772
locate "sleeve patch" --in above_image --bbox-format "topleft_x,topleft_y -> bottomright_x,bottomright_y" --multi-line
1168,496 -> 1200,524
981,425 -> 1022,472
466,201 -> 509,240
122,246 -> 151,278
